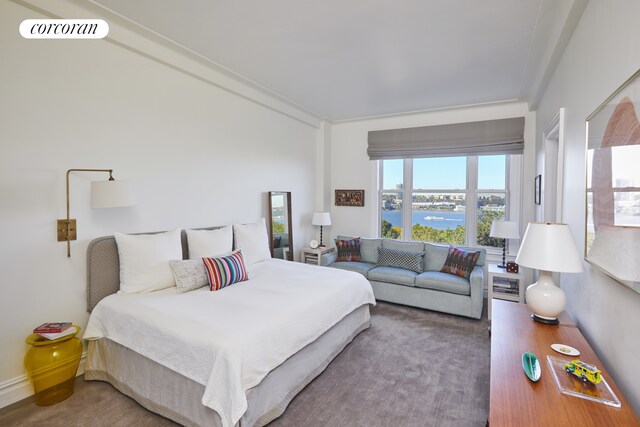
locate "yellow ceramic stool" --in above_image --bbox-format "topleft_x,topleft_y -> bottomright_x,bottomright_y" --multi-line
24,326 -> 82,406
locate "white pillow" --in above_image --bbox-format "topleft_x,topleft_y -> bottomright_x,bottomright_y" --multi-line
168,259 -> 209,293
233,218 -> 272,267
186,226 -> 233,259
115,228 -> 182,294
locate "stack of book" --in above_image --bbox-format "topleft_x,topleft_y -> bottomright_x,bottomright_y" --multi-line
33,322 -> 76,340
492,277 -> 519,301
304,253 -> 319,264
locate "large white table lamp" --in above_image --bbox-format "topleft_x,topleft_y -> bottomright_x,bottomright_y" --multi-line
515,222 -> 583,325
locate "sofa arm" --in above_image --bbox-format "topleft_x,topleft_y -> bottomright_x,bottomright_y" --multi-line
469,265 -> 485,318
320,251 -> 337,266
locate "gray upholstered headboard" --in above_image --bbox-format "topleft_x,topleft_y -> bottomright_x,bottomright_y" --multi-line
86,227 -> 220,312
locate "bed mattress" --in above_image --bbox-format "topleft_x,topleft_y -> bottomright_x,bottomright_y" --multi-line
84,258 -> 375,427
86,304 -> 370,427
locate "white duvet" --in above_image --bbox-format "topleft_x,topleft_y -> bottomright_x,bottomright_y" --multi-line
84,258 -> 375,427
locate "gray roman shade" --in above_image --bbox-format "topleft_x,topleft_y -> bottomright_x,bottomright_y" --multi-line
367,117 -> 525,160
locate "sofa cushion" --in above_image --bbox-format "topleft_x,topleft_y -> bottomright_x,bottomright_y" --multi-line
382,239 -> 425,253
338,235 -> 381,264
361,238 -> 382,264
415,271 -> 471,295
368,266 -> 418,287
377,247 -> 424,273
441,247 -> 481,279
455,245 -> 486,267
423,242 -> 451,271
330,261 -> 375,277
335,238 -> 361,262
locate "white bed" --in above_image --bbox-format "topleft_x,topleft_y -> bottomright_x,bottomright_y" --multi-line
83,232 -> 375,427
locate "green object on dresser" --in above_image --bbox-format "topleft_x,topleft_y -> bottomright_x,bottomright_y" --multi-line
522,351 -> 541,382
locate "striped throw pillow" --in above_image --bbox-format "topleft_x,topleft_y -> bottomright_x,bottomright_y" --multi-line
202,250 -> 248,291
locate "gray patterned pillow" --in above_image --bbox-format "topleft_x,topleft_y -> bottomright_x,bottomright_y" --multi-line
376,247 -> 424,273
168,259 -> 208,293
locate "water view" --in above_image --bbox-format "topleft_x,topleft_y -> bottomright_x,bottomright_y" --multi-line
382,209 -> 465,230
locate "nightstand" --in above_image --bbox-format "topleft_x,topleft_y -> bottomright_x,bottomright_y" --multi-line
301,247 -> 335,266
487,263 -> 525,320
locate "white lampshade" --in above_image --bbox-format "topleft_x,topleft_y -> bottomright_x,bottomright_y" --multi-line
312,212 -> 332,226
490,220 -> 520,239
516,222 -> 583,273
91,180 -> 136,208
516,222 -> 583,324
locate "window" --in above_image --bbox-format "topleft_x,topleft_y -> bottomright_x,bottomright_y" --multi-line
411,157 -> 466,244
477,155 -> 507,247
380,159 -> 403,239
380,155 -> 516,248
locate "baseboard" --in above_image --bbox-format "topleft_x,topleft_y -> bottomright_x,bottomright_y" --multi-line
0,352 -> 86,409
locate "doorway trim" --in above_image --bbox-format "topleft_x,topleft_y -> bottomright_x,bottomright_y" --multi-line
542,108 -> 566,222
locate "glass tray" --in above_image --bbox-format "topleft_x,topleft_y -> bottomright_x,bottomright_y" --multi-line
547,355 -> 621,408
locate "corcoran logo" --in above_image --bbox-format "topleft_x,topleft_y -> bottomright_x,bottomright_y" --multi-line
19,19 -> 109,39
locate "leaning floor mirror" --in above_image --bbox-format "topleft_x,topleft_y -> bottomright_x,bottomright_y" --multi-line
268,191 -> 293,261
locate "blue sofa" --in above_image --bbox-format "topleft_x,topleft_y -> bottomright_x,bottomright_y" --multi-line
272,233 -> 290,259
322,237 -> 486,319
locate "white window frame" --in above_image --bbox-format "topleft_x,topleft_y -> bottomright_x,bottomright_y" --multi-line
379,155 -> 518,251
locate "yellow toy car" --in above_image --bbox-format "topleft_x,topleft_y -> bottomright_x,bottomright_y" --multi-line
564,359 -> 602,385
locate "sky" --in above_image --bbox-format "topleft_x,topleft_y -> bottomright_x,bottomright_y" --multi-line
383,155 -> 506,190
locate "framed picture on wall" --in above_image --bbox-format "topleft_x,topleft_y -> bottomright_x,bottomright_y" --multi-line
585,68 -> 640,295
534,175 -> 542,205
335,189 -> 365,207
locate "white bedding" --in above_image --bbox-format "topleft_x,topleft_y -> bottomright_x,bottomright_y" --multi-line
84,258 -> 375,427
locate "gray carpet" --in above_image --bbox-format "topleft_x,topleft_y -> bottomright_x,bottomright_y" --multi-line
270,301 -> 490,427
0,302 -> 490,427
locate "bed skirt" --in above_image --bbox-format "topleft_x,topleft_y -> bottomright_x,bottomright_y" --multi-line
85,304 -> 371,427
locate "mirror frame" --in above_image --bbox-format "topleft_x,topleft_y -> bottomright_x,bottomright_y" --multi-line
585,68 -> 640,294
268,191 -> 293,261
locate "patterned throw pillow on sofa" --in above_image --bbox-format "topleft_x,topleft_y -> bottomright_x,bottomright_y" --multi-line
377,247 -> 424,273
335,238 -> 361,262
441,247 -> 480,279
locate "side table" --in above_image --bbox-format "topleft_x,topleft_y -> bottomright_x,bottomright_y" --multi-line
487,263 -> 525,320
24,326 -> 82,406
301,247 -> 335,266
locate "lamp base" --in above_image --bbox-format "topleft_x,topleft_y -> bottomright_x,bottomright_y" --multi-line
526,270 -> 566,326
531,313 -> 559,325
496,263 -> 507,269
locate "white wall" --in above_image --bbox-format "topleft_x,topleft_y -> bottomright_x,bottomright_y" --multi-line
328,102 -> 536,248
535,0 -> 640,414
0,0 -> 319,405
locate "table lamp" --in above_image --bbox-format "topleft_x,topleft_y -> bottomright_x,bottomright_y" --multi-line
490,220 -> 520,268
515,222 -> 583,325
312,212 -> 331,247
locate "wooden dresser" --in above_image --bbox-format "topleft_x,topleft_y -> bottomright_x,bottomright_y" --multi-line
489,300 -> 639,426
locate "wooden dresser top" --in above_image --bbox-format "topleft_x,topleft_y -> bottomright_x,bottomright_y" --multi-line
490,300 -> 639,426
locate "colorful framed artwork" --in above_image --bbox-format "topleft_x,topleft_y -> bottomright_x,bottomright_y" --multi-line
534,175 -> 542,205
335,189 -> 365,207
585,68 -> 640,294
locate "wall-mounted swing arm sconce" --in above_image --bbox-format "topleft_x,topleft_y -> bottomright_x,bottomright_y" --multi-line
57,168 -> 135,257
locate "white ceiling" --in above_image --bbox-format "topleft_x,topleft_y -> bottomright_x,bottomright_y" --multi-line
92,0 -> 585,121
